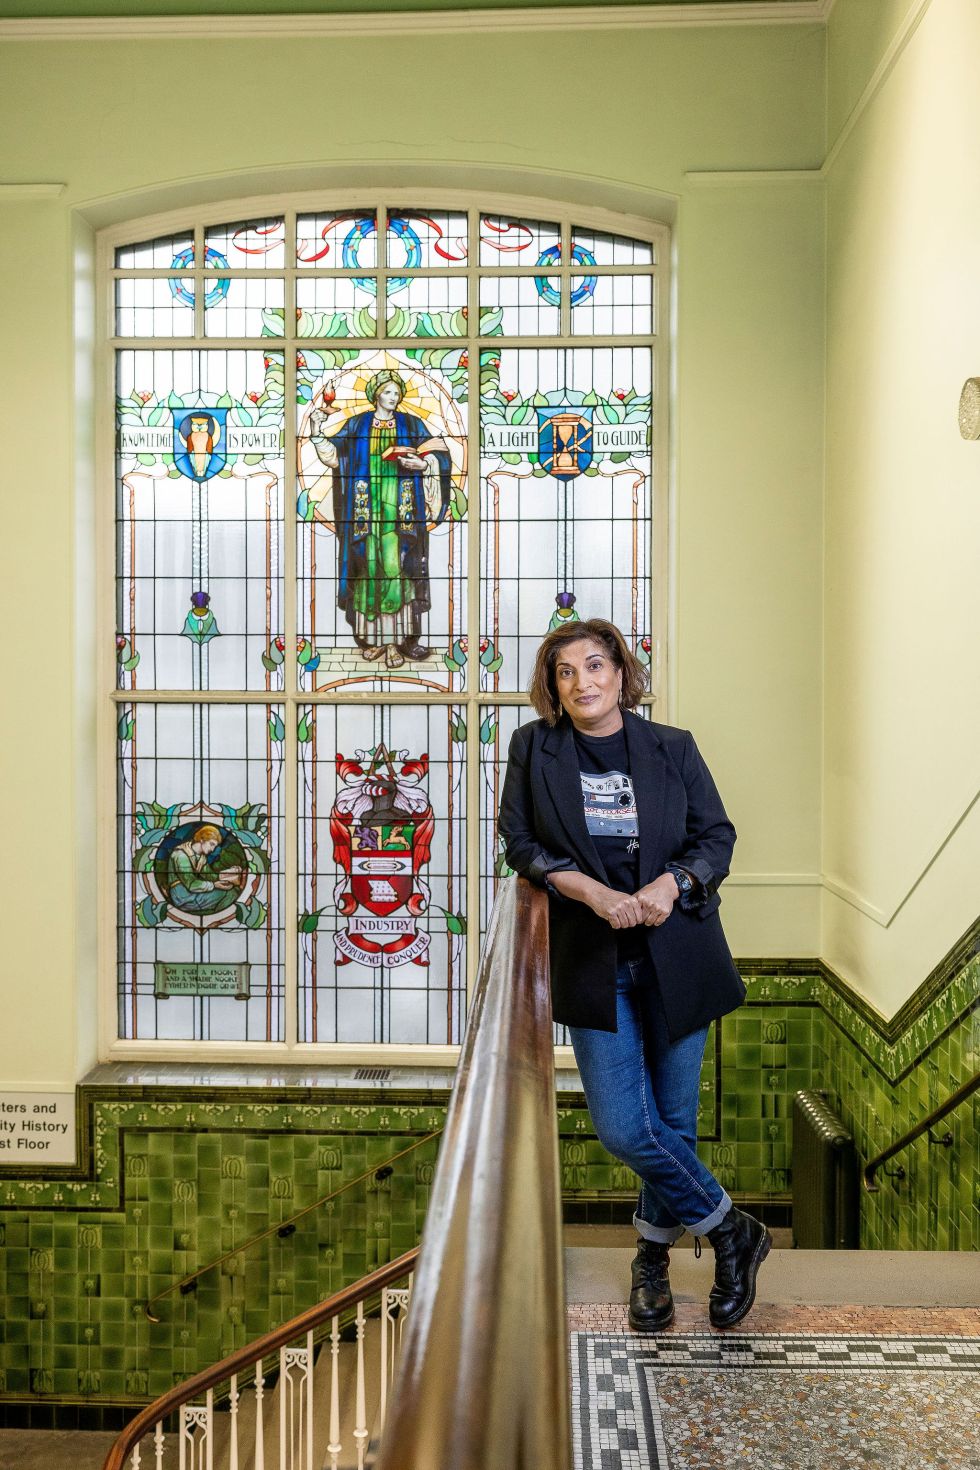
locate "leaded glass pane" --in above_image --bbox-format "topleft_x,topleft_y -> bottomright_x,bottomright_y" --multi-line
480,346 -> 653,690
479,215 -> 560,265
296,346 -> 468,691
478,703 -> 569,1044
115,349 -> 284,691
115,232 -> 193,269
204,277 -> 286,338
116,702 -> 284,1041
570,274 -> 654,337
571,228 -> 655,266
387,211 -> 468,268
478,276 -> 560,336
296,212 -> 378,269
296,278 -> 379,338
205,217 -> 286,268
298,705 -> 466,1043
111,200 -> 661,1053
114,278 -> 195,338
385,276 -> 467,338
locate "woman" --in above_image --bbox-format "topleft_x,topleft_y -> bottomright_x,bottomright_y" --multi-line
498,619 -> 771,1331
165,824 -> 241,916
308,369 -> 451,669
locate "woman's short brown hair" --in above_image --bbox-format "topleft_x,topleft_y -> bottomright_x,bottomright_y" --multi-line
527,618 -> 649,725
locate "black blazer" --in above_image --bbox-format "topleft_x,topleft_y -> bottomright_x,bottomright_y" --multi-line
498,710 -> 745,1038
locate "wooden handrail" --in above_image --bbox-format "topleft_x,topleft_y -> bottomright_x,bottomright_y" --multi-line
864,1071 -> 980,1191
144,1128 -> 442,1320
377,876 -> 571,1470
102,1247 -> 420,1470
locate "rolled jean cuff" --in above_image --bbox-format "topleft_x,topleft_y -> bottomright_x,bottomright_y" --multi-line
688,1191 -> 732,1237
633,1213 -> 686,1245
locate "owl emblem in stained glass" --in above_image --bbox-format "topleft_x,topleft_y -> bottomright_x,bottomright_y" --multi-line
331,745 -> 434,967
537,407 -> 593,481
172,408 -> 228,482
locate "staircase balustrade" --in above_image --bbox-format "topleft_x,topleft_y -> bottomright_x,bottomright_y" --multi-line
104,876 -> 570,1470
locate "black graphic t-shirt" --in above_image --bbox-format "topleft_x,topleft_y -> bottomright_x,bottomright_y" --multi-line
573,726 -> 646,961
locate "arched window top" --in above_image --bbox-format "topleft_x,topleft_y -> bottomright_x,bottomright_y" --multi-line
105,196 -> 668,1054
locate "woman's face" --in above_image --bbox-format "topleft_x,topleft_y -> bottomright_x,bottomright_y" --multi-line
376,382 -> 402,413
553,638 -> 624,734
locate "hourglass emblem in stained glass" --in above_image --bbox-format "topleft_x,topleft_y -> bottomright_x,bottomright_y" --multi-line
111,208 -> 662,1046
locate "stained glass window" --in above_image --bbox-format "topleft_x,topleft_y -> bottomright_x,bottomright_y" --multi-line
108,205 -> 666,1051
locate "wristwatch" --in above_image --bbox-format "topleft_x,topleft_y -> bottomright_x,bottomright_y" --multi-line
665,864 -> 695,898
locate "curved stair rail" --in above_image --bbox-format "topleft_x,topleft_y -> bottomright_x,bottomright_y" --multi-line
103,875 -> 569,1470
143,1129 -> 442,1322
102,1248 -> 419,1470
863,1070 -> 980,1192
377,875 -> 571,1470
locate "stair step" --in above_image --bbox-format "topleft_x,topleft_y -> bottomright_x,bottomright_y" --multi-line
565,1245 -> 980,1307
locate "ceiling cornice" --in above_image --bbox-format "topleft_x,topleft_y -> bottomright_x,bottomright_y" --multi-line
0,1 -> 834,41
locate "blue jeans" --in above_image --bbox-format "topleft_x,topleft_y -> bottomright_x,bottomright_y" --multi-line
568,957 -> 731,1243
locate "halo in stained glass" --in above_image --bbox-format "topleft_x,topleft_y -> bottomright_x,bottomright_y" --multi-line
295,345 -> 468,693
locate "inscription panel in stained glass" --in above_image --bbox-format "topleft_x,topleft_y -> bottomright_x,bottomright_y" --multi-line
479,346 -> 653,691
115,349 -> 284,692
298,704 -> 466,1044
295,346 -> 468,693
116,702 -> 284,1041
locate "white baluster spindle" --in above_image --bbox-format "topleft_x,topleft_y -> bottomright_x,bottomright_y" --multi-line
326,1315 -> 341,1470
254,1360 -> 265,1470
229,1372 -> 239,1470
354,1299 -> 368,1469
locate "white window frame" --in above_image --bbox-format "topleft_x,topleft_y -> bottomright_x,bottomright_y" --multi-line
96,187 -> 671,1065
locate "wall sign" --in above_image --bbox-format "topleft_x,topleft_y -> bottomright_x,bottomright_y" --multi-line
0,1091 -> 76,1164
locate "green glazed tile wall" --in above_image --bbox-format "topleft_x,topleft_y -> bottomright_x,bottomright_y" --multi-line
0,942 -> 975,1410
0,1098 -> 446,1405
812,952 -> 980,1253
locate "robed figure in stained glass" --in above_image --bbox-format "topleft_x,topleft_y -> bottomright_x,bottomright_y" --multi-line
309,369 -> 451,670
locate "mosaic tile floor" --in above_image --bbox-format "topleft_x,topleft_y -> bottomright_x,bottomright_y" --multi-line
570,1323 -> 980,1470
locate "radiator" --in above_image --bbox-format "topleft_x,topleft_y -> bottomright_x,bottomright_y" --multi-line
792,1090 -> 859,1249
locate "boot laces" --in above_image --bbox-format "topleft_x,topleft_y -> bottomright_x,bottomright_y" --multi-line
634,1243 -> 670,1288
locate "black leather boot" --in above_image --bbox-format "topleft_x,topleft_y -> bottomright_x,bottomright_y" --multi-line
705,1207 -> 772,1328
628,1239 -> 675,1333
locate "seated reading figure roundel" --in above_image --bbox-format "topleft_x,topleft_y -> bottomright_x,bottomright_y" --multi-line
159,823 -> 245,916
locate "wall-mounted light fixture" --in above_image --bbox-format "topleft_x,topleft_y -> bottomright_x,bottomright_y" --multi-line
958,377 -> 980,439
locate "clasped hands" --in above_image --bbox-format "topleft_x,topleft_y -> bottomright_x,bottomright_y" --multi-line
590,871 -> 679,930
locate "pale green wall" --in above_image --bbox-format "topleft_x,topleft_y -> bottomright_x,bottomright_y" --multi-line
823,0 -> 980,1014
826,0 -> 922,147
0,20 -> 828,1086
